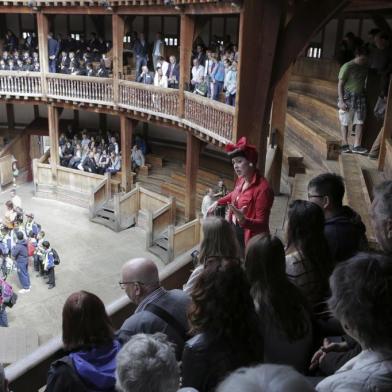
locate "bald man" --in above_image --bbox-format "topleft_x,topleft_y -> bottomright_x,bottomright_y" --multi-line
117,258 -> 190,360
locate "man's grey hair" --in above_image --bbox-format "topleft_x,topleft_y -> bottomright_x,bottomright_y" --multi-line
216,364 -> 315,392
373,181 -> 392,219
116,333 -> 179,392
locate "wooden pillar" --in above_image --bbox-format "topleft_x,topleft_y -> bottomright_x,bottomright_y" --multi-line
73,109 -> 79,129
33,105 -> 40,119
112,14 -> 124,105
6,104 -> 15,130
36,12 -> 49,96
178,14 -> 195,118
48,106 -> 59,180
99,113 -> 107,132
268,67 -> 291,194
120,115 -> 134,192
185,133 -> 201,222
234,0 -> 285,174
378,79 -> 392,171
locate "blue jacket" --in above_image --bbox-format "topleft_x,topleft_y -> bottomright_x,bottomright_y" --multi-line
46,340 -> 121,392
48,38 -> 60,58
166,63 -> 180,82
11,239 -> 28,264
44,249 -> 55,270
211,61 -> 225,82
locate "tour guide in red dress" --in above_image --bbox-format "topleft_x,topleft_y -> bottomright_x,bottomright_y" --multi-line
208,137 -> 274,248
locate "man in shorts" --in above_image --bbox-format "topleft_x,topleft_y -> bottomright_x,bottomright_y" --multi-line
338,46 -> 369,154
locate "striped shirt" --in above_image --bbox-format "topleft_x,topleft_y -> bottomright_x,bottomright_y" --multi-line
135,286 -> 166,313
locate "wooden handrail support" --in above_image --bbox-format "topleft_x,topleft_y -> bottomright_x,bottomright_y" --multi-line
167,216 -> 201,262
39,149 -> 51,164
5,252 -> 194,392
89,172 -> 111,219
113,185 -> 140,231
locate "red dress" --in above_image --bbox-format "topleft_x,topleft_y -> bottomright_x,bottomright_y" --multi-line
217,170 -> 274,245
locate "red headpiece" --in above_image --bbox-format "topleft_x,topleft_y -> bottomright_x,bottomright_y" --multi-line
225,137 -> 258,164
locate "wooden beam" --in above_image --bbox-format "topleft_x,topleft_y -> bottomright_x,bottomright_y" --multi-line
185,133 -> 201,222
378,78 -> 392,171
33,105 -> 40,120
112,14 -> 125,106
6,103 -> 15,130
48,105 -> 59,180
36,12 -> 49,96
178,14 -> 195,118
73,109 -> 79,129
99,113 -> 107,131
234,0 -> 286,174
120,114 -> 135,192
268,67 -> 291,194
272,0 -> 349,87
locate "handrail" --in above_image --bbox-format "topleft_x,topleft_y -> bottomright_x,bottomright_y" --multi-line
0,71 -> 42,97
152,203 -> 172,219
0,72 -> 233,144
5,253 -> 193,392
139,185 -> 173,205
89,172 -> 111,218
184,91 -> 234,142
0,0 -> 220,6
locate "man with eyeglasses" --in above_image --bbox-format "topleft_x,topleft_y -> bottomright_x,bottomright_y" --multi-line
117,258 -> 190,360
308,173 -> 367,263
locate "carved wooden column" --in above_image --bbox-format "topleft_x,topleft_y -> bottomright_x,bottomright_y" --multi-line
268,67 -> 291,194
185,133 -> 201,222
48,105 -> 59,180
120,115 -> 135,192
234,0 -> 285,174
6,104 -> 15,130
178,14 -> 195,118
112,14 -> 124,106
36,12 -> 49,97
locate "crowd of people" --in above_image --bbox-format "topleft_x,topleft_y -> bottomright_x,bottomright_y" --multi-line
0,188 -> 59,327
130,32 -> 238,106
337,29 -> 391,156
58,126 -> 148,175
0,135 -> 390,392
1,29 -> 238,106
1,30 -> 40,72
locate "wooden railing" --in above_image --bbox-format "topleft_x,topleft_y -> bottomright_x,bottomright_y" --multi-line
0,72 -> 234,144
167,216 -> 201,262
183,91 -> 234,142
5,255 -> 193,392
0,71 -> 42,97
0,0 -> 219,6
112,186 -> 139,231
118,79 -> 179,120
89,172 -> 111,219
47,73 -> 113,105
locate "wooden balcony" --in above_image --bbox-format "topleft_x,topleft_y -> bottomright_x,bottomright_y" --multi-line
0,71 -> 234,145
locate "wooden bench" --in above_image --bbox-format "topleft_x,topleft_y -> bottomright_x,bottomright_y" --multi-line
339,154 -> 375,243
146,154 -> 164,168
288,90 -> 340,132
286,109 -> 340,163
139,164 -> 152,176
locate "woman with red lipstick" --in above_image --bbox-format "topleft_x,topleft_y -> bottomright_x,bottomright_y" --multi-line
208,137 -> 274,250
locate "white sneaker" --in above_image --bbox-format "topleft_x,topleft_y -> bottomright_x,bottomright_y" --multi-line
18,288 -> 31,294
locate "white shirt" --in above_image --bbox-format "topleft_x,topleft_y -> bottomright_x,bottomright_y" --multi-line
153,39 -> 164,56
191,65 -> 205,84
316,349 -> 392,392
154,73 -> 168,88
11,195 -> 22,209
201,194 -> 214,218
157,60 -> 169,76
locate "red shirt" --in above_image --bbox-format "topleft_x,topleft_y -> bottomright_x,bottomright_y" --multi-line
217,171 -> 274,245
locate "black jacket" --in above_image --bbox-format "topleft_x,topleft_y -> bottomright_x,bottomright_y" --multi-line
324,206 -> 367,263
182,332 -> 263,392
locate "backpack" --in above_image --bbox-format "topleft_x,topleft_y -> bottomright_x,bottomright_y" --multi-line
52,248 -> 60,265
0,278 -> 17,308
27,240 -> 35,257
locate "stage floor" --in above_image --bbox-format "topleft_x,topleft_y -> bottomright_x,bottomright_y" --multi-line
1,182 -> 164,346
